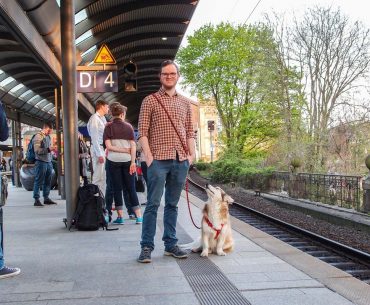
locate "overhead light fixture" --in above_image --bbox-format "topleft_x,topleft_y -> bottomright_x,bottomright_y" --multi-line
162,37 -> 168,41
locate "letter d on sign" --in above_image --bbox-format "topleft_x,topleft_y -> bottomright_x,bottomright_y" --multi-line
80,72 -> 92,88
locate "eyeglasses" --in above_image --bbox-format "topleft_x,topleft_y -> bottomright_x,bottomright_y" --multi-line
160,72 -> 177,77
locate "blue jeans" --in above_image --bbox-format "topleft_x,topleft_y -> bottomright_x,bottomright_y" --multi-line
33,161 -> 53,200
105,162 -> 134,215
106,160 -> 140,211
140,159 -> 189,251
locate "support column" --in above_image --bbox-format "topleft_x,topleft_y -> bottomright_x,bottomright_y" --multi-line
11,120 -> 18,187
16,112 -> 21,187
60,0 -> 79,227
54,87 -> 64,198
11,112 -> 21,187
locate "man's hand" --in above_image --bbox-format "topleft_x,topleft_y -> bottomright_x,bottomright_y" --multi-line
146,153 -> 154,167
98,156 -> 105,164
187,154 -> 195,165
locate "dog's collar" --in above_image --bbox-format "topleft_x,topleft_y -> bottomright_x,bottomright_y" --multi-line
204,216 -> 224,240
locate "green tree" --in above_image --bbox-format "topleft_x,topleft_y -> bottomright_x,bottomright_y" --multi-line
290,6 -> 370,170
177,23 -> 284,153
264,13 -> 307,169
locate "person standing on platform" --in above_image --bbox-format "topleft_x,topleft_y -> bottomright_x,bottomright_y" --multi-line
1,158 -> 6,172
78,132 -> 89,186
87,100 -> 109,194
137,60 -> 195,263
103,103 -> 142,225
0,100 -> 20,279
33,122 -> 57,207
105,162 -> 136,220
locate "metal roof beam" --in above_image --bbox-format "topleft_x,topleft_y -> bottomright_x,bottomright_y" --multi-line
77,17 -> 188,51
76,0 -> 196,37
0,0 -> 62,82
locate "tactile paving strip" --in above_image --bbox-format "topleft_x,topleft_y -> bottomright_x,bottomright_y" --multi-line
177,253 -> 251,305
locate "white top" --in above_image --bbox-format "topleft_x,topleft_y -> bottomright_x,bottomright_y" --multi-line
107,139 -> 131,162
87,112 -> 107,157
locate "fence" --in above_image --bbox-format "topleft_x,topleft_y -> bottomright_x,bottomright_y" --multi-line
268,171 -> 363,212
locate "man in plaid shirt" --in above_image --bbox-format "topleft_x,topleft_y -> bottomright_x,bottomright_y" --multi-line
137,60 -> 195,263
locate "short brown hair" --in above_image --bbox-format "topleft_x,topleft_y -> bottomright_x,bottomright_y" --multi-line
43,122 -> 53,129
95,100 -> 108,111
110,102 -> 127,117
160,60 -> 179,74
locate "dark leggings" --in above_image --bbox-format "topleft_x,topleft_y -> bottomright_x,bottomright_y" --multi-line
106,159 -> 140,211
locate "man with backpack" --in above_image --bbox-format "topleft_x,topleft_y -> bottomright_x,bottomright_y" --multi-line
32,122 -> 57,207
0,100 -> 21,279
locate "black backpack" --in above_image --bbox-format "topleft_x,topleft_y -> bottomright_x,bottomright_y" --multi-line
70,184 -> 117,231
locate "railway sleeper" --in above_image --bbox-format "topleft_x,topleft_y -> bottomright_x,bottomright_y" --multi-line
318,256 -> 344,263
279,237 -> 301,243
288,242 -> 312,247
305,250 -> 332,256
346,269 -> 370,276
330,262 -> 359,269
295,246 -> 322,251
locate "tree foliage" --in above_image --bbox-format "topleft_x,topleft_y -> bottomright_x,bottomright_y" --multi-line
177,23 -> 288,153
290,6 -> 370,170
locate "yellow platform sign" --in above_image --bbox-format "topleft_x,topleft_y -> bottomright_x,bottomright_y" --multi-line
93,44 -> 116,64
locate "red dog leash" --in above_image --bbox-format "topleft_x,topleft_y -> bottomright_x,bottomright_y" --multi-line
185,178 -> 201,229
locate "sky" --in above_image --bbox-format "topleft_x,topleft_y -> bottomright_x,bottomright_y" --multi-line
177,0 -> 370,97
183,0 -> 369,45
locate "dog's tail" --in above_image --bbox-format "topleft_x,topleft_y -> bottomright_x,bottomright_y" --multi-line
179,237 -> 202,252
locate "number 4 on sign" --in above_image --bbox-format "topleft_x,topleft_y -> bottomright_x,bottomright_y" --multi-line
104,72 -> 115,87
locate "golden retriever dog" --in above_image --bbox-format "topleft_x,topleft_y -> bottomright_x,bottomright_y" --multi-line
192,184 -> 234,257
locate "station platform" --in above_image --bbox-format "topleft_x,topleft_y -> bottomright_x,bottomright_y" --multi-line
0,185 -> 369,305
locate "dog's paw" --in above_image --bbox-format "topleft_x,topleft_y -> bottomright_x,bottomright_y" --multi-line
217,250 -> 226,256
200,250 -> 209,257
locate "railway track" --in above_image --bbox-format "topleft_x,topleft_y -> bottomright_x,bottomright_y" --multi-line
186,177 -> 370,284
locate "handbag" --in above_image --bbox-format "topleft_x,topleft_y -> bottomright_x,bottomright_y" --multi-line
135,174 -> 145,193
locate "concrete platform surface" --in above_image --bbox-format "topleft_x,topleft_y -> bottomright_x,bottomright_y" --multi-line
0,185 -> 368,305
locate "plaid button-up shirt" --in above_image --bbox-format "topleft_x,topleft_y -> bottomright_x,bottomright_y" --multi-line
138,88 -> 195,161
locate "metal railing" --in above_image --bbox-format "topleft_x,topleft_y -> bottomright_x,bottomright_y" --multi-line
268,171 -> 363,211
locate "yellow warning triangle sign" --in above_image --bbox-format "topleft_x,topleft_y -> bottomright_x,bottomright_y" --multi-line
93,44 -> 116,64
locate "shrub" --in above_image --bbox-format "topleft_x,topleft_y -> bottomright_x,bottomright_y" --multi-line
195,161 -> 211,171
209,154 -> 275,187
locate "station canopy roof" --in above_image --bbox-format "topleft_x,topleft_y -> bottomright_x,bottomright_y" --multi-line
0,0 -> 198,127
